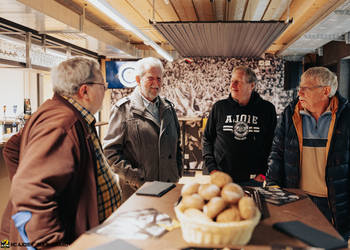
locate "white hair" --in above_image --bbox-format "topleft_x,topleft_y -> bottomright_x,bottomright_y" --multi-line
51,56 -> 101,96
135,57 -> 164,78
302,67 -> 338,97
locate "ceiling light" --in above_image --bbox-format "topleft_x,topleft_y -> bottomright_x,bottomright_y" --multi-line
86,0 -> 173,61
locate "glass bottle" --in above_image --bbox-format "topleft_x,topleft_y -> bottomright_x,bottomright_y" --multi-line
3,105 -> 6,134
12,105 -> 18,133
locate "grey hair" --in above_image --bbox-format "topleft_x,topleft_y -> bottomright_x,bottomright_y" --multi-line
51,56 -> 101,96
302,67 -> 338,97
135,57 -> 164,77
232,66 -> 257,84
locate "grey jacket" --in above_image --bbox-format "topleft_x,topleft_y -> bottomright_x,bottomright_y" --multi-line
103,88 -> 182,200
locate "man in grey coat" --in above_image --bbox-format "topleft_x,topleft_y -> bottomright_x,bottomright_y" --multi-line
103,57 -> 183,202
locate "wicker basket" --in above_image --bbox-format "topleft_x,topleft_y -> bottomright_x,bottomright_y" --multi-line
175,205 -> 261,245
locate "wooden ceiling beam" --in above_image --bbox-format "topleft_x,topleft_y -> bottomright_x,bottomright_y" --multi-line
148,0 -> 179,22
72,0 -> 176,51
244,0 -> 270,21
263,0 -> 291,20
212,0 -> 226,21
192,0 -> 214,21
107,0 -> 152,42
227,0 -> 247,21
121,0 -> 174,43
270,0 -> 346,55
16,0 -> 140,57
169,0 -> 197,21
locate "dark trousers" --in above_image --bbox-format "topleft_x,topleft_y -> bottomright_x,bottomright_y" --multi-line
307,194 -> 350,240
308,195 -> 333,224
237,179 -> 264,187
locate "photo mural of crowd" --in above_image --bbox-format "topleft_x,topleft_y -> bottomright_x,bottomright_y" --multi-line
110,56 -> 297,171
111,56 -> 296,117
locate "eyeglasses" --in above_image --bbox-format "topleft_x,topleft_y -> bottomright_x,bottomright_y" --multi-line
85,82 -> 107,91
297,85 -> 326,92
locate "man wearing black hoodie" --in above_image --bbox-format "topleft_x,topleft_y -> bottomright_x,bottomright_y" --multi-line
202,66 -> 277,186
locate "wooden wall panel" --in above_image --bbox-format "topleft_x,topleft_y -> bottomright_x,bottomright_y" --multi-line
170,0 -> 197,21
244,0 -> 270,21
193,0 -> 214,21
227,0 -> 247,20
263,0 -> 291,20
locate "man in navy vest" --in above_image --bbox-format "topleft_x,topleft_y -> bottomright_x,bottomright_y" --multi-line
266,66 -> 350,238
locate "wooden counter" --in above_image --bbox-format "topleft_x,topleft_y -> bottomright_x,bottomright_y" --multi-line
69,183 -> 344,250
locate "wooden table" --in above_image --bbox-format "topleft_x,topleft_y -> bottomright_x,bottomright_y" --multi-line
69,183 -> 345,250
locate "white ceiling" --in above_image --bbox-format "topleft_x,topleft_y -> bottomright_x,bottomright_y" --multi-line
280,0 -> 350,57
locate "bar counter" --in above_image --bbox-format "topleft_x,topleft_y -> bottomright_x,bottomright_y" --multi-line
69,182 -> 345,250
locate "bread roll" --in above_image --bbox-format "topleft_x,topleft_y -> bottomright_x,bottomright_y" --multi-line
221,183 -> 244,204
238,196 -> 256,219
210,171 -> 233,188
177,201 -> 187,212
216,206 -> 241,222
198,184 -> 221,200
181,182 -> 200,196
182,193 -> 205,210
184,208 -> 212,222
203,197 -> 226,219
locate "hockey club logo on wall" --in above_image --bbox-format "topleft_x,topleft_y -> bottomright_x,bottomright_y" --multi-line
106,61 -> 137,89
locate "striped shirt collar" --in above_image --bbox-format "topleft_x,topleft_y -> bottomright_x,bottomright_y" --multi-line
61,95 -> 121,221
61,95 -> 96,125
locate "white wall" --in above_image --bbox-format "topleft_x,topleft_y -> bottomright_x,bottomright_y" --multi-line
39,72 -> 53,105
0,68 -> 39,120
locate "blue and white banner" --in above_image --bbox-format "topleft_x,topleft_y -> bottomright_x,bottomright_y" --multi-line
106,61 -> 137,89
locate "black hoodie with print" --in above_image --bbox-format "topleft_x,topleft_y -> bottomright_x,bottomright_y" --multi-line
202,91 -> 277,182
